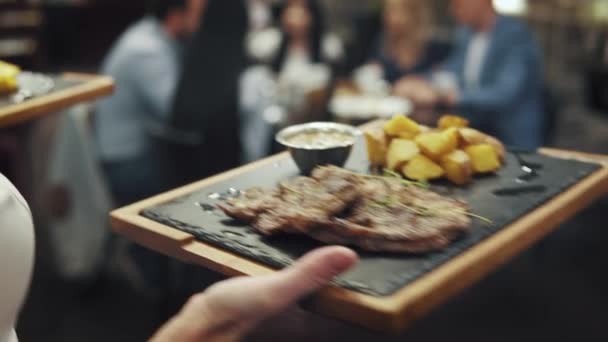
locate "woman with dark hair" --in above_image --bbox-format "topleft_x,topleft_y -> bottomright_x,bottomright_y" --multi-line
269,0 -> 342,79
270,0 -> 324,73
240,0 -> 343,162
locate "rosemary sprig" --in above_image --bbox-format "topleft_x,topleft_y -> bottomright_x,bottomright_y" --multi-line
282,185 -> 304,195
323,166 -> 428,188
451,209 -> 494,225
382,169 -> 429,188
371,197 -> 431,216
373,199 -> 493,225
423,204 -> 494,226
398,202 -> 432,216
316,166 -> 492,225
371,193 -> 399,208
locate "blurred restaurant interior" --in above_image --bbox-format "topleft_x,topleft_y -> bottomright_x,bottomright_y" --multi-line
2,0 -> 608,341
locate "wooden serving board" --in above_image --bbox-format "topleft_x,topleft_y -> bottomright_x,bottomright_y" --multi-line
0,72 -> 114,128
111,147 -> 608,333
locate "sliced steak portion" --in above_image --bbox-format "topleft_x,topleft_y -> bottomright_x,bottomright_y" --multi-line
219,175 -> 359,235
349,179 -> 469,240
306,178 -> 470,253
217,187 -> 280,223
310,166 -> 361,203
218,165 -> 472,253
255,176 -> 359,235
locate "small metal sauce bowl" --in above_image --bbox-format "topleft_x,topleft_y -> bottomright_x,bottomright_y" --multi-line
276,122 -> 360,175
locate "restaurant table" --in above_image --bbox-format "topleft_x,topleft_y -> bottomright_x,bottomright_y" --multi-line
0,72 -> 114,197
111,147 -> 608,333
0,72 -> 114,129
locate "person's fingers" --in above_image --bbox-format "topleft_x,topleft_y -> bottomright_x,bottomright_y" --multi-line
150,247 -> 358,341
268,246 -> 358,308
204,246 -> 358,318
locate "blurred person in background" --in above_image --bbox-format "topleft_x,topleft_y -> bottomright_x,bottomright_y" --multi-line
94,0 -> 206,296
245,0 -> 277,62
162,0 -> 248,185
248,0 -> 274,32
0,173 -> 34,342
1,171 -> 358,342
239,0 -> 343,162
363,0 -> 449,85
96,0 -> 206,206
269,0 -> 343,80
395,0 -> 544,149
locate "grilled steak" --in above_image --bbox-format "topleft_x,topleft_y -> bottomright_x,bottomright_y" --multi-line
256,176 -> 349,234
217,187 -> 280,223
310,166 -> 361,203
218,166 -> 471,253
306,177 -> 470,253
218,174 -> 359,235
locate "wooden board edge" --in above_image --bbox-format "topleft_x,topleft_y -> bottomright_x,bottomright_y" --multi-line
381,166 -> 608,331
61,72 -> 104,81
539,147 -> 608,165
301,165 -> 608,333
180,235 -> 401,331
109,147 -> 608,333
109,152 -> 292,269
111,208 -> 194,242
180,241 -> 276,277
113,152 -> 289,214
304,289 -> 397,333
0,75 -> 115,128
110,211 -> 196,264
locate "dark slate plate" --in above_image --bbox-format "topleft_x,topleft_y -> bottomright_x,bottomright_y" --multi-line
141,137 -> 600,296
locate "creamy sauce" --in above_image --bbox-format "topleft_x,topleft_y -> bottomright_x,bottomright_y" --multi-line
285,131 -> 354,149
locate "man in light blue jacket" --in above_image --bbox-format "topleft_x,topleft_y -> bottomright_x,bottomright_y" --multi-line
95,0 -> 206,295
96,0 -> 206,205
436,0 -> 545,149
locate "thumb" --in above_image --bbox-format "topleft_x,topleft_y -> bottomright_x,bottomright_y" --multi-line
268,246 -> 358,309
150,246 -> 358,341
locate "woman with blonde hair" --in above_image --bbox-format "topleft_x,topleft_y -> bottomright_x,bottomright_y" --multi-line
369,0 -> 449,83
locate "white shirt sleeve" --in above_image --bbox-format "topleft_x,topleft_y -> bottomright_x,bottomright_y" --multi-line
0,174 -> 35,342
463,32 -> 490,89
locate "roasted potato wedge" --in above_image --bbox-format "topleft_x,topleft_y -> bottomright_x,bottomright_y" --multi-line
0,77 -> 17,94
438,114 -> 469,130
384,114 -> 421,137
415,129 -> 458,161
364,122 -> 389,167
483,134 -> 506,162
0,60 -> 20,94
397,131 -> 418,140
368,115 -> 506,183
458,127 -> 505,161
386,139 -> 419,170
418,124 -> 431,133
0,60 -> 20,77
443,127 -> 460,149
465,144 -> 501,173
402,155 -> 444,181
440,150 -> 473,185
458,127 -> 487,145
